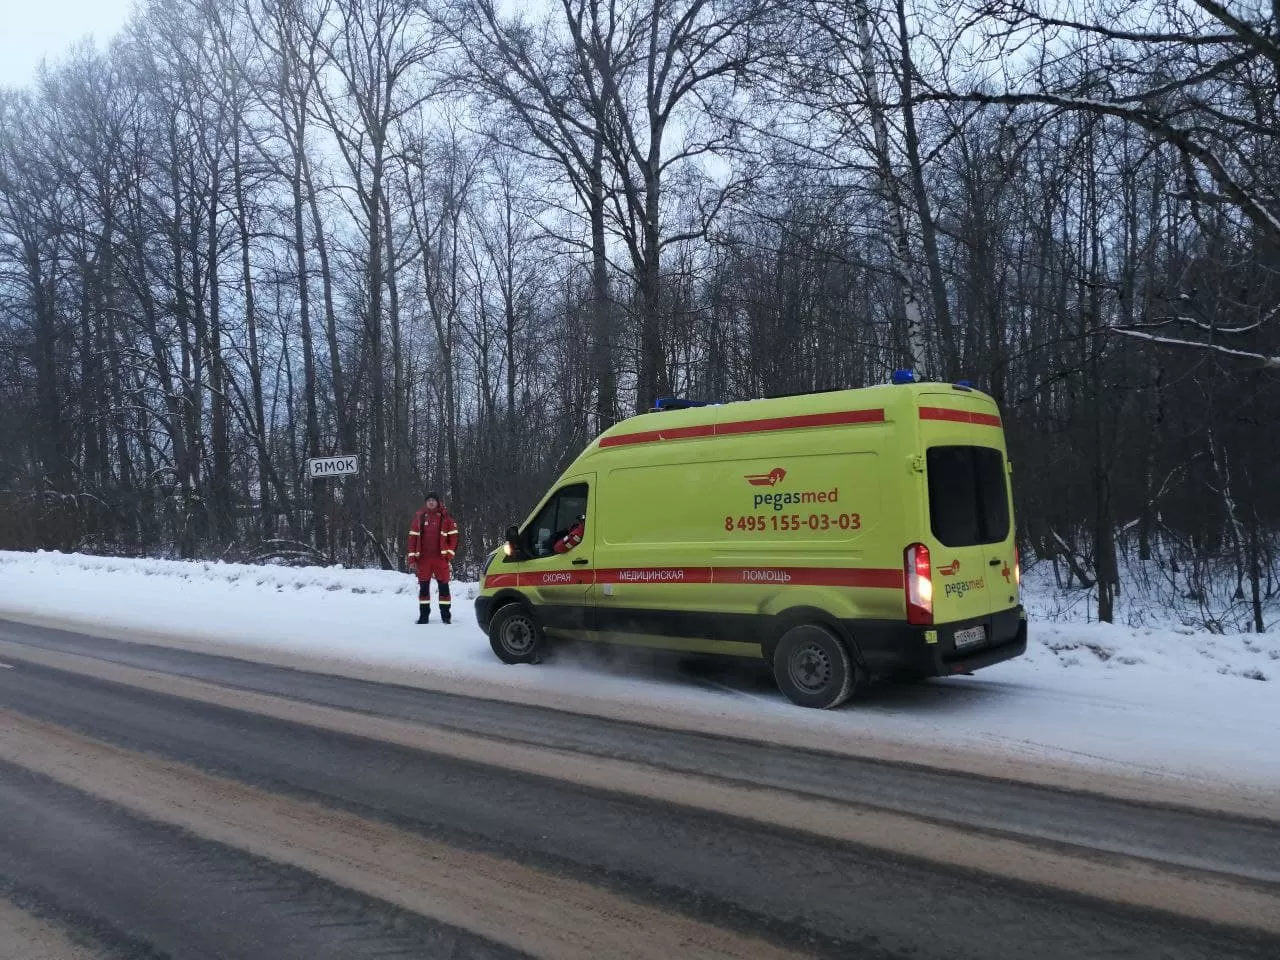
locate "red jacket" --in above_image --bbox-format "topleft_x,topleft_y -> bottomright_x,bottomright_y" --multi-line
553,518 -> 585,554
407,505 -> 459,577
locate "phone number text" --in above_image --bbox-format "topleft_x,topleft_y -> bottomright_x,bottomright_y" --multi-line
724,513 -> 862,533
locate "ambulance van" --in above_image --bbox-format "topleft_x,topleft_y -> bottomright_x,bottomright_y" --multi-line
475,379 -> 1027,708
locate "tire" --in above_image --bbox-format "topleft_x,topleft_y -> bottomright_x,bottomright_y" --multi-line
488,603 -> 546,665
771,623 -> 859,709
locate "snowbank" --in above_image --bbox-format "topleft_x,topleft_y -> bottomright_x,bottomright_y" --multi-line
1021,551 -> 1280,636
1016,559 -> 1276,681
1,550 -> 1277,797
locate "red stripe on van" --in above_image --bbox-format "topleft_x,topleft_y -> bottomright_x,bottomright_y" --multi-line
597,424 -> 715,447
594,567 -> 714,585
485,566 -> 902,590
716,566 -> 904,589
714,408 -> 886,435
918,406 -> 1002,428
599,408 -> 885,448
526,571 -> 595,586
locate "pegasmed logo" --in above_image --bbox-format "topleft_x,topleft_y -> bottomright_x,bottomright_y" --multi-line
745,467 -> 840,512
744,467 -> 787,487
944,577 -> 986,599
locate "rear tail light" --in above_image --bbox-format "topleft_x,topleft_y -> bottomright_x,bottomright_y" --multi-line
905,543 -> 933,625
1014,543 -> 1021,588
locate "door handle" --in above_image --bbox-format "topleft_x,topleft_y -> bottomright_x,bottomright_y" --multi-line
572,558 -> 590,566
989,558 -> 1002,566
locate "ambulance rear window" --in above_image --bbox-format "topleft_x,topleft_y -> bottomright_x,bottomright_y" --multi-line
926,446 -> 1009,547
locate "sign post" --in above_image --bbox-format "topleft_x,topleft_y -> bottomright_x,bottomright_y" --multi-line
307,457 -> 358,563
307,455 -> 359,479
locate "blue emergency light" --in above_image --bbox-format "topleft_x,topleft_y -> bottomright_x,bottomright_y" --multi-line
955,379 -> 973,388
891,369 -> 916,385
653,396 -> 713,411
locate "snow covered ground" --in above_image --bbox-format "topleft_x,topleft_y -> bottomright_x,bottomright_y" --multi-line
1,550 -> 1277,800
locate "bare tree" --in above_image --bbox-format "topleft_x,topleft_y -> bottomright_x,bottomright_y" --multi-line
313,0 -> 442,563
443,0 -> 621,429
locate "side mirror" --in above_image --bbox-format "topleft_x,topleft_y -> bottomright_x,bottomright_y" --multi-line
504,525 -> 523,559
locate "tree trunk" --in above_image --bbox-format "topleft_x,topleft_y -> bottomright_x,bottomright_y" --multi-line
305,153 -> 352,558
1249,509 -> 1265,633
206,188 -> 233,548
367,148 -> 389,563
854,0 -> 927,372
589,131 -> 616,431
636,168 -> 666,412
293,140 -> 323,549
895,0 -> 955,371
384,192 -> 409,491
234,140 -> 276,539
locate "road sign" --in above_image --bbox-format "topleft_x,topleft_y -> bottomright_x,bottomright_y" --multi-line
307,455 -> 359,479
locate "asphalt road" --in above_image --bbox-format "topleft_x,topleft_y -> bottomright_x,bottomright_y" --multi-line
0,617 -> 1277,960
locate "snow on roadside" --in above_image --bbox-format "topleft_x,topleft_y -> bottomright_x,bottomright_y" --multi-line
1018,559 -> 1277,683
1029,619 -> 1275,682
1021,552 -> 1280,638
1,549 -> 1277,794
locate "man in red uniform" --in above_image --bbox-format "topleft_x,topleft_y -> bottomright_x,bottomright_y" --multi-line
407,492 -> 459,624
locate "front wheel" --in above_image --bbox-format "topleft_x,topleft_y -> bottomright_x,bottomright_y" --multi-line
771,624 -> 860,709
488,603 -> 546,664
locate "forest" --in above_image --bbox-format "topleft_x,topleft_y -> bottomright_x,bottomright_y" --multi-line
2,0 -> 1279,628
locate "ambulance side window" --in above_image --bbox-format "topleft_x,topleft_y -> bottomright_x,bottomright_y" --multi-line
527,483 -> 589,558
927,446 -> 1009,547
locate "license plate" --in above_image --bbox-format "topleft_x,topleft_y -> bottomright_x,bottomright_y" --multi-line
954,625 -> 986,649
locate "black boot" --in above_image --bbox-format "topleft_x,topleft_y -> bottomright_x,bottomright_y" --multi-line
417,580 -> 431,623
439,583 -> 452,624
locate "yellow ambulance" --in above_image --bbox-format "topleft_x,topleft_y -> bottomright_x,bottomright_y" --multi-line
475,378 -> 1026,708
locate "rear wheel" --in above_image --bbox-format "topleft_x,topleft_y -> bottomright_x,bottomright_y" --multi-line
488,603 -> 546,664
771,624 -> 859,709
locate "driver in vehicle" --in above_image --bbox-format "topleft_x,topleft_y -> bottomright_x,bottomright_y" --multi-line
553,515 -> 586,554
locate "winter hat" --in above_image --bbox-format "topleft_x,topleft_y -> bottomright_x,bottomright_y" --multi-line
425,491 -> 442,503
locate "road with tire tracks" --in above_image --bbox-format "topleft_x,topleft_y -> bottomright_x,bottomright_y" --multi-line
0,617 -> 1277,960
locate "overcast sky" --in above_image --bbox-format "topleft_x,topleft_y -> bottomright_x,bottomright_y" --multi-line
0,0 -> 134,88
